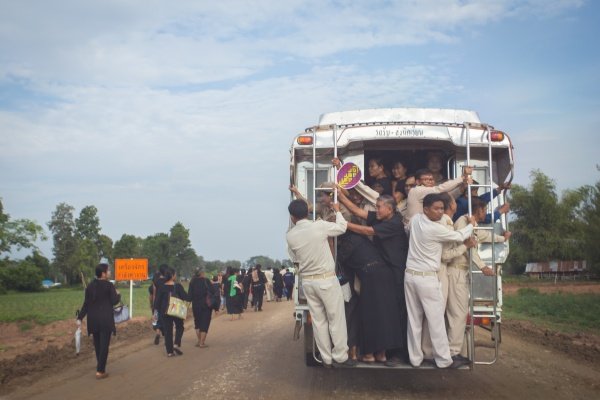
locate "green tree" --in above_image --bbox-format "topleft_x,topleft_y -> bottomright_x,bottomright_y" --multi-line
48,203 -> 79,284
169,222 -> 196,276
581,180 -> 600,275
506,170 -> 586,274
98,234 -> 114,262
75,206 -> 100,244
113,234 -> 142,259
25,250 -> 53,279
0,198 -> 46,255
244,255 -> 278,269
142,233 -> 171,271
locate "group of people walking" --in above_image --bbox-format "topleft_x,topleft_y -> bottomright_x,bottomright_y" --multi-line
75,261 -> 293,378
286,157 -> 510,369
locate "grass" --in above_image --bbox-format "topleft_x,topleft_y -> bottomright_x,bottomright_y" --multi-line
0,282 -> 155,325
504,288 -> 600,334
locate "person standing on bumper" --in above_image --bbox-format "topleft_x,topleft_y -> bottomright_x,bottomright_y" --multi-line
405,193 -> 476,368
286,198 -> 355,367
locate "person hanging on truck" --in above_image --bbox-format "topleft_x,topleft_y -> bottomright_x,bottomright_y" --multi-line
405,193 -> 477,369
426,151 -> 446,184
391,160 -> 409,194
337,231 -> 403,364
286,198 -> 356,368
367,157 -> 393,195
446,198 -> 511,362
406,166 -> 473,223
336,191 -> 410,366
421,193 -> 474,360
453,181 -> 511,223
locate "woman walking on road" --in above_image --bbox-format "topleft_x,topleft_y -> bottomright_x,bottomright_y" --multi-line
272,268 -> 284,302
188,269 -> 217,348
155,267 -> 188,357
224,268 -> 243,320
76,263 -> 121,379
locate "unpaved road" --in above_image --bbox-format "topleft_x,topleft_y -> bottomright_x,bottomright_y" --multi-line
4,300 -> 600,400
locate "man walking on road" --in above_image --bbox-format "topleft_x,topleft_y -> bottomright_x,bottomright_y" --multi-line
283,268 -> 295,301
286,198 -> 356,368
265,267 -> 274,302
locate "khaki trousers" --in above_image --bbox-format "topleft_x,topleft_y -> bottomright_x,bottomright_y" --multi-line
302,276 -> 349,365
265,283 -> 274,301
421,263 -> 449,358
405,273 -> 452,368
446,266 -> 469,356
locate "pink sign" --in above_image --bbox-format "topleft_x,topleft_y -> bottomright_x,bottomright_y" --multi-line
337,162 -> 362,189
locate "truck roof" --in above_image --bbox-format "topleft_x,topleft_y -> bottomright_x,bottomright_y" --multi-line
317,108 -> 482,127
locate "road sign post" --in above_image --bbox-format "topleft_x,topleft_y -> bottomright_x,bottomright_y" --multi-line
115,258 -> 149,318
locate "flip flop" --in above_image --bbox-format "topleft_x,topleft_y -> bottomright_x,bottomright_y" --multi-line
359,357 -> 376,364
199,344 -> 208,348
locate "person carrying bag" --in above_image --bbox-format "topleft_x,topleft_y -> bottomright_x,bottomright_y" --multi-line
155,267 -> 189,357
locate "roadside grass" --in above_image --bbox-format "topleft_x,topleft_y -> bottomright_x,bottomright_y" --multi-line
504,288 -> 600,334
0,283 -> 155,325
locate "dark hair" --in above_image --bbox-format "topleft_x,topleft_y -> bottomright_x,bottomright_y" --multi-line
159,264 -> 169,276
212,275 -> 218,282
255,264 -> 262,271
163,269 -> 173,281
423,193 -> 444,208
288,199 -> 309,219
471,197 -> 487,213
415,169 -> 433,180
369,157 -> 385,167
394,180 -> 406,194
95,263 -> 109,278
439,193 -> 454,210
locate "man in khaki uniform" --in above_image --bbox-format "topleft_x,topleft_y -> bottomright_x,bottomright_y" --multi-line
406,166 -> 473,223
447,198 -> 511,360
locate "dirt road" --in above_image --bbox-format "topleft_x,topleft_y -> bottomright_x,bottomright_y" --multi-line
4,300 -> 600,400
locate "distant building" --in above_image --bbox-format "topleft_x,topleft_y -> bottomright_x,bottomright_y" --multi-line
525,260 -> 587,278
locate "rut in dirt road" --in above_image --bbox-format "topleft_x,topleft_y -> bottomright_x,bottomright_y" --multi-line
6,300 -> 600,400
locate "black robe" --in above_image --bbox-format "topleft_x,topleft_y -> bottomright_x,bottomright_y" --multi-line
337,232 -> 403,355
78,279 -> 121,335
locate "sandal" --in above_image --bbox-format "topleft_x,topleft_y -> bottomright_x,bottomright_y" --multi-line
359,356 -> 376,364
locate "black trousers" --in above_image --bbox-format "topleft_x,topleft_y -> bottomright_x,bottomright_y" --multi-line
92,330 -> 112,373
285,284 -> 294,300
252,284 -> 265,310
163,315 -> 184,354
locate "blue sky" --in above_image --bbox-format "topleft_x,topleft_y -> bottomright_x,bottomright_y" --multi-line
1,0 -> 598,262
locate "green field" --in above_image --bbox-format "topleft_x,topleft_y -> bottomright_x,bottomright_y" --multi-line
0,283 -> 155,326
503,288 -> 600,333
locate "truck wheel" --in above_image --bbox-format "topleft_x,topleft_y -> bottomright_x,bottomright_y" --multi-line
303,324 -> 321,367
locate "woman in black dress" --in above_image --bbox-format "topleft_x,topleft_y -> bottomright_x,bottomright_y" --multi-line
337,231 -> 403,363
224,268 -> 243,320
272,268 -> 284,302
188,269 -> 217,347
155,267 -> 188,357
77,263 -> 121,379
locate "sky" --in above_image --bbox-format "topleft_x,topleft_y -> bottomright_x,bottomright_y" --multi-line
1,0 -> 599,263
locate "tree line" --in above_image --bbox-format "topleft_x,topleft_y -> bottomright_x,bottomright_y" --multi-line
506,170 -> 600,275
3,168 -> 598,291
0,200 -> 290,292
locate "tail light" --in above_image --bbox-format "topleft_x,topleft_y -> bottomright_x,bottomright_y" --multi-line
297,135 -> 313,145
490,131 -> 505,141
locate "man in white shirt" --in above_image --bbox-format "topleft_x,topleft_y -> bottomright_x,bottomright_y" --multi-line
264,267 -> 274,302
286,198 -> 355,368
405,193 -> 476,369
406,166 -> 473,223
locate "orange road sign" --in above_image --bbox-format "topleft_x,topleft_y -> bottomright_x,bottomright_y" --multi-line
115,258 -> 149,281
